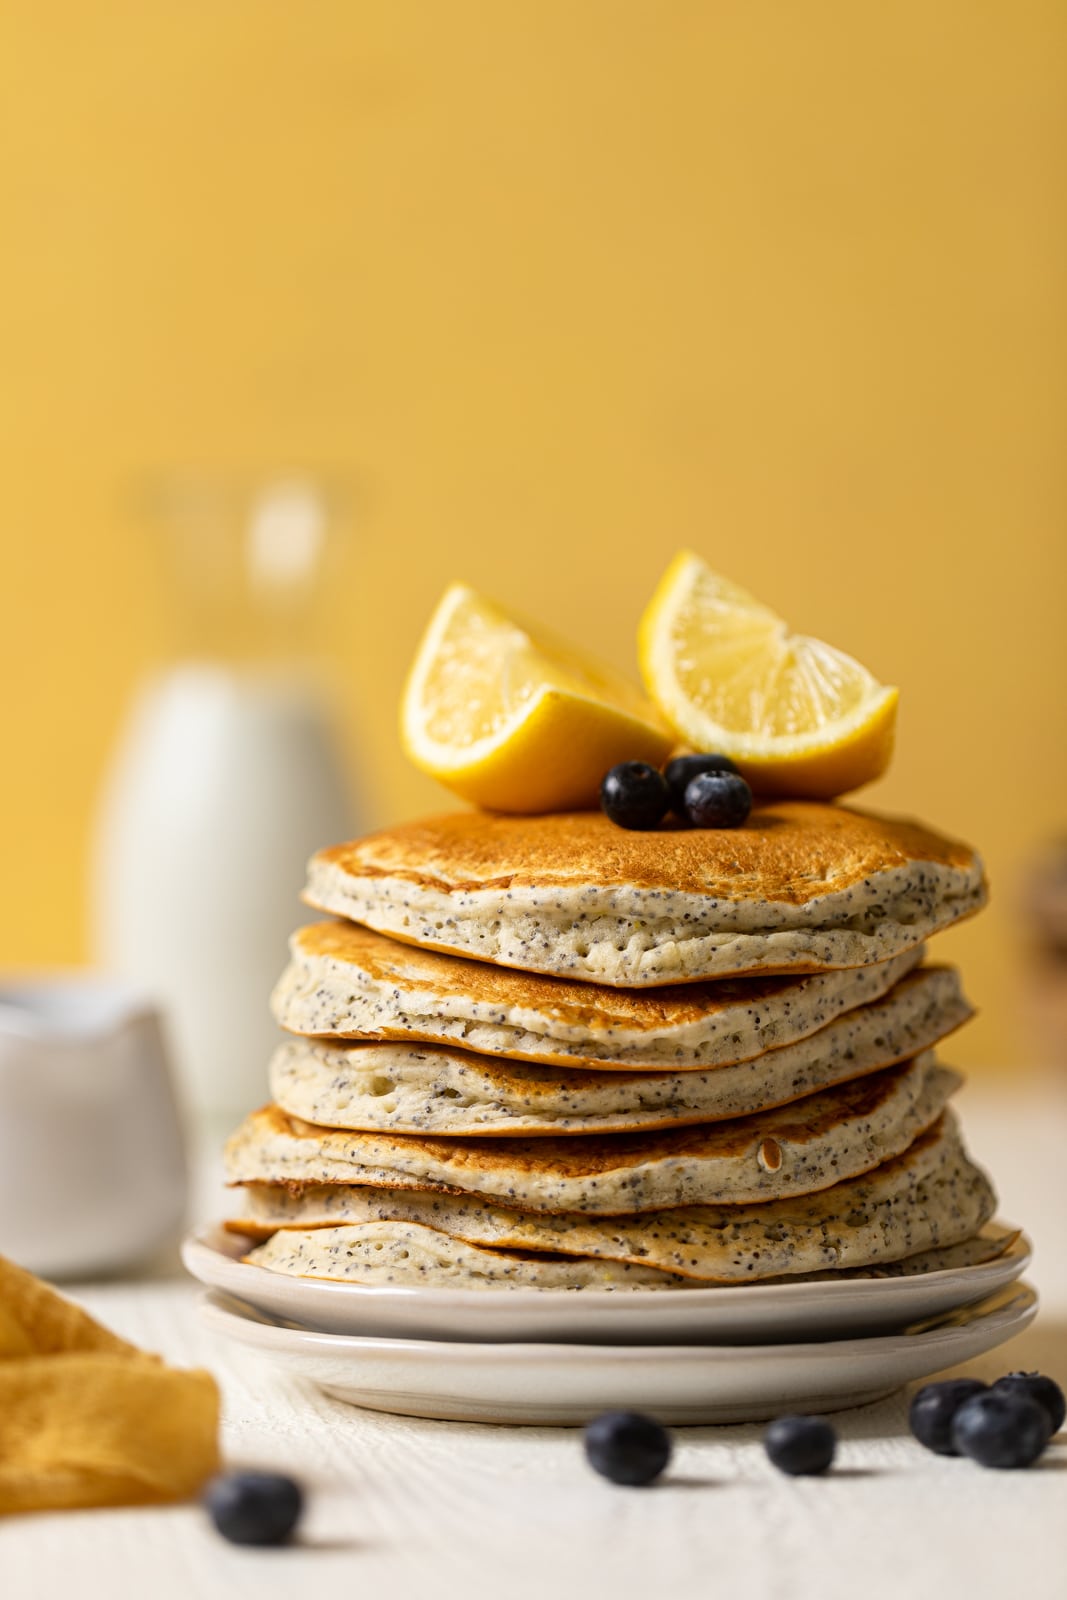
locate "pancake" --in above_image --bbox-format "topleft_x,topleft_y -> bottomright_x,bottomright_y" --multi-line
272,922 -> 925,1071
238,1218 -> 1007,1292
236,1111 -> 996,1283
224,1055 -> 959,1214
304,803 -> 986,985
269,964 -> 971,1135
244,1230 -> 694,1290
233,1209 -> 1012,1280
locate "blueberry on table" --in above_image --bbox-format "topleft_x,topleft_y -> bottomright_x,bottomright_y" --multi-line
600,763 -> 670,830
908,1379 -> 988,1456
951,1391 -> 1051,1469
684,770 -> 753,830
204,1471 -> 304,1546
664,752 -> 739,816
583,1410 -> 672,1486
992,1372 -> 1066,1437
763,1415 -> 837,1476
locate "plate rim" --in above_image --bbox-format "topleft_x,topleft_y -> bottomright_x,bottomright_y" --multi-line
197,1280 -> 1038,1364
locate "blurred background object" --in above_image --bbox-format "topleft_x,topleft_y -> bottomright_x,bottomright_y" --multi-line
1020,840 -> 1067,1076
0,1 -> 1064,1072
0,976 -> 186,1276
91,476 -> 358,1118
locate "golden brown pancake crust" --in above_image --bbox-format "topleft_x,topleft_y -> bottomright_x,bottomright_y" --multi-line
274,963 -> 966,1102
311,803 -> 980,905
289,919 -> 913,1034
237,1060 -> 931,1184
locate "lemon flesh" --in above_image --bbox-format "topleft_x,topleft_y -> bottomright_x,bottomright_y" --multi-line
402,584 -> 673,813
638,552 -> 897,799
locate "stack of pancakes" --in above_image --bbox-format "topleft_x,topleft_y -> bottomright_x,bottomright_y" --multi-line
224,801 -> 1001,1291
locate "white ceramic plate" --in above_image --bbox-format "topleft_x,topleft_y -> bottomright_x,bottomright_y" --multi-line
197,1281 -> 1037,1426
182,1224 -> 1031,1346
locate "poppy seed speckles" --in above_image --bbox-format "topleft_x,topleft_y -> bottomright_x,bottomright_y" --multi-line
229,1058 -> 959,1214
301,807 -> 986,987
231,800 -> 1004,1303
233,1116 -> 996,1285
273,929 -> 929,1073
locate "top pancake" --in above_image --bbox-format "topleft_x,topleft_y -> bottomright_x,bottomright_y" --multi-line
305,802 -> 986,986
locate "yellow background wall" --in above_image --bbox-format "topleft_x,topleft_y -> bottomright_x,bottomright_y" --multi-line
1,3 -> 1064,1067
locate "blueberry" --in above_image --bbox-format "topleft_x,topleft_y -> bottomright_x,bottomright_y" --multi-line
583,1410 -> 672,1486
664,753 -> 739,816
992,1372 -> 1066,1437
763,1415 -> 837,1476
950,1391 -> 1050,1469
684,770 -> 753,829
600,763 -> 670,830
204,1471 -> 304,1546
908,1379 -> 988,1455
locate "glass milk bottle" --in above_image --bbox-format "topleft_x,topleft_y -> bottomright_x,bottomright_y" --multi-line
91,477 -> 360,1123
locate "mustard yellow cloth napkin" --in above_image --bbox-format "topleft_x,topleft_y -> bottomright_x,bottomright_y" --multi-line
0,1254 -> 220,1514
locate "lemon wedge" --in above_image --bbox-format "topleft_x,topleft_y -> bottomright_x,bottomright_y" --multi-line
402,584 -> 674,812
638,552 -> 897,798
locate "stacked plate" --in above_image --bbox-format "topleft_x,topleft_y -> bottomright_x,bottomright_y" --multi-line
186,1225 -> 1034,1425
186,802 -> 1037,1425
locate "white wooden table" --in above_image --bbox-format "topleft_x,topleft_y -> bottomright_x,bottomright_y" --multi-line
3,1080 -> 1065,1600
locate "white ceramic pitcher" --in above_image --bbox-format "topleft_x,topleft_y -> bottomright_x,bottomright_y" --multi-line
0,977 -> 187,1278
